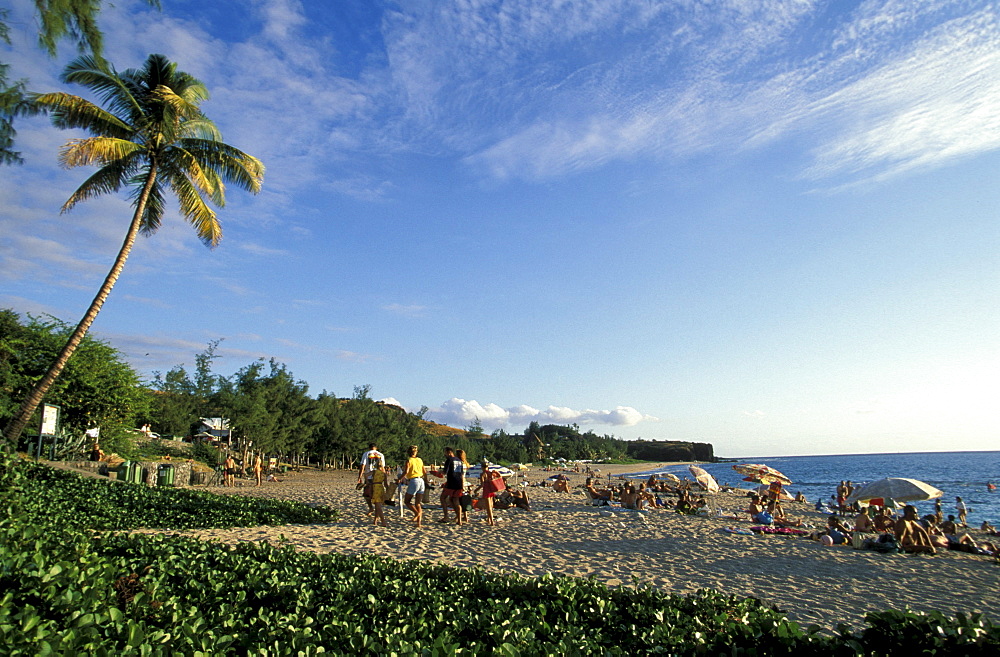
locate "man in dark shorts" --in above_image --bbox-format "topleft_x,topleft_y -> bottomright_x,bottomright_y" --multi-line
436,447 -> 465,524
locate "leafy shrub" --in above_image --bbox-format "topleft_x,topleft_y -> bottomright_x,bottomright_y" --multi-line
131,439 -> 191,461
189,440 -> 222,466
0,454 -> 337,530
2,453 -> 998,655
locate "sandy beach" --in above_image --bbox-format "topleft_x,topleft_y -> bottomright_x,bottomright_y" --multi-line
156,463 -> 1000,631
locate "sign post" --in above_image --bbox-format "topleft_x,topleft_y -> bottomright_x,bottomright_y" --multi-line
38,404 -> 60,460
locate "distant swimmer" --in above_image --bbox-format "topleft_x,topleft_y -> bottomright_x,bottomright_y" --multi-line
988,482 -> 997,492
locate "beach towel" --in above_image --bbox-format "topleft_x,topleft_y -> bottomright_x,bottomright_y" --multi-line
723,527 -> 754,536
749,526 -> 809,536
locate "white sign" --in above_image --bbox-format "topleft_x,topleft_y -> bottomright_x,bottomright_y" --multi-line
41,405 -> 59,436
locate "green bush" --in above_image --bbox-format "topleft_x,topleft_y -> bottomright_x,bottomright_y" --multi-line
189,440 -> 222,466
0,454 -> 336,530
131,439 -> 191,461
2,453 -> 998,655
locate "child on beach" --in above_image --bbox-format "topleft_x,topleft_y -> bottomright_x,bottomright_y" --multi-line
370,457 -> 389,528
459,488 -> 474,523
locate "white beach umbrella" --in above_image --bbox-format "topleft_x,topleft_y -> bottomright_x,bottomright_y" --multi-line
847,478 -> 943,504
689,465 -> 721,493
470,463 -> 515,478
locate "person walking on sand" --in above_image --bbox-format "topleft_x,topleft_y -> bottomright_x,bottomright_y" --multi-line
370,456 -> 390,528
449,449 -> 470,525
223,454 -> 236,488
399,445 -> 426,528
434,447 -> 464,524
357,443 -> 385,516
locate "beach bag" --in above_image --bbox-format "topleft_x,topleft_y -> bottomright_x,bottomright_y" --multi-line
852,533 -> 875,549
865,534 -> 899,553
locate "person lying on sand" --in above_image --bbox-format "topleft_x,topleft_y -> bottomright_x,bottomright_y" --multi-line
927,515 -> 989,553
815,515 -> 852,545
894,505 -> 936,554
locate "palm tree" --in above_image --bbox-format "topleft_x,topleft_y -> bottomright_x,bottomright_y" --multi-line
2,53 -> 264,445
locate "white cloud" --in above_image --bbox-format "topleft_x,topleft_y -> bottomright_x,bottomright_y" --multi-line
420,397 -> 658,431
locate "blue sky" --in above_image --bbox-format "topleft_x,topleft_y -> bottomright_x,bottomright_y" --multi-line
2,0 -> 998,457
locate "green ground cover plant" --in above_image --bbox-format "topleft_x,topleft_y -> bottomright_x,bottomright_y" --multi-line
1,454 -> 337,530
1,454 -> 997,655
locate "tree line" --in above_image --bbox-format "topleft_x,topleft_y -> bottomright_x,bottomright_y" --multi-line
1,309 -> 714,467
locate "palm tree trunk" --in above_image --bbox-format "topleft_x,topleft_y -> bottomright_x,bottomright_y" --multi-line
3,164 -> 159,446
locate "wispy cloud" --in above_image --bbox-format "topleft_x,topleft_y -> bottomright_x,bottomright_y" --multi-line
238,242 -> 292,257
450,1 -> 1000,185
383,303 -> 429,318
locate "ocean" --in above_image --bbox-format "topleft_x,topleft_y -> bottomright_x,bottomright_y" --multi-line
625,450 -> 1000,526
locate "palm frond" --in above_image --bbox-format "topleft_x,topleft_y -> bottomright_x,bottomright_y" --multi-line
168,172 -> 221,247
163,146 -> 226,206
129,173 -> 165,234
60,55 -> 143,123
152,84 -> 207,120
31,92 -> 132,139
181,139 -> 264,194
61,156 -> 142,213
59,137 -> 142,168
176,117 -> 220,142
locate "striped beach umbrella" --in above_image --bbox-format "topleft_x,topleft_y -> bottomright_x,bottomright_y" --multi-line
732,463 -> 792,485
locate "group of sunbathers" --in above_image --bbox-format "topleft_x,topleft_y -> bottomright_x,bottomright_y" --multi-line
583,477 -> 710,512
805,503 -> 999,558
745,493 -> 803,527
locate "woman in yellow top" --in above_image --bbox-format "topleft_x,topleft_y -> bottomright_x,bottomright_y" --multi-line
370,456 -> 389,527
399,445 -> 426,528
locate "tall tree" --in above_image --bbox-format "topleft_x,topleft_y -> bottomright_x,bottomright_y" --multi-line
2,53 -> 264,445
0,309 -> 148,453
